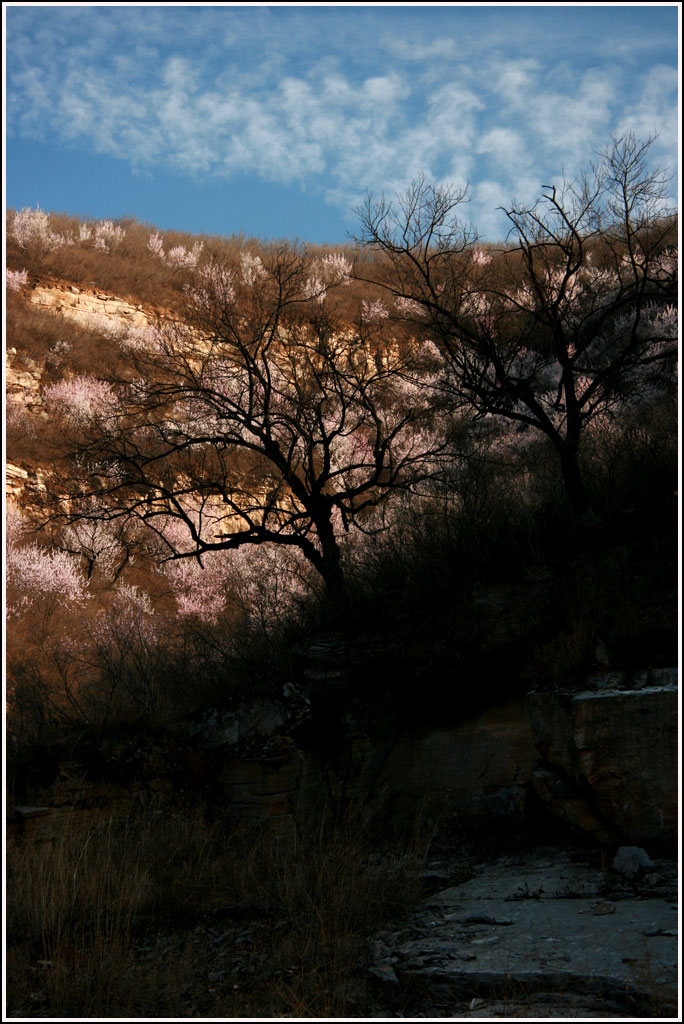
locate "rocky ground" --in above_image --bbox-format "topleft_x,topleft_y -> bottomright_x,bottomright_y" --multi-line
368,843 -> 679,1019
68,841 -> 674,1019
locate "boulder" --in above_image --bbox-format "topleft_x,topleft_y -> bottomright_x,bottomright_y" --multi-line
188,682 -> 312,750
377,697 -> 535,825
612,845 -> 655,879
529,677 -> 678,845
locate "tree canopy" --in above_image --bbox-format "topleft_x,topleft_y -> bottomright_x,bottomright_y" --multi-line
356,134 -> 677,522
49,244 -> 448,599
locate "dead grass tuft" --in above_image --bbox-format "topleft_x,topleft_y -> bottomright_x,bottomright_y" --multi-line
6,801 -> 432,1018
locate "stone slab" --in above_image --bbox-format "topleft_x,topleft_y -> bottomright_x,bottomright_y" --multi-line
372,846 -> 679,1016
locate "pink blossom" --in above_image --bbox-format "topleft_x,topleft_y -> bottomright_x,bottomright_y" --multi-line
196,260 -> 236,305
149,231 -> 203,272
6,541 -> 89,608
621,247 -> 644,267
79,310 -> 128,339
361,299 -> 390,322
228,545 -> 311,622
148,232 -> 165,258
164,552 -> 233,624
5,501 -> 28,548
94,220 -> 125,253
167,242 -> 203,271
156,512 -> 207,554
418,339 -> 444,367
6,268 -> 28,291
395,296 -> 425,317
48,339 -> 72,363
117,323 -> 160,352
652,247 -> 678,280
11,206 -> 63,251
648,303 -> 678,338
509,284 -> 536,311
44,375 -> 118,424
88,582 -> 161,653
320,253 -> 352,286
303,274 -> 326,304
461,290 -> 493,317
59,512 -> 129,582
240,251 -> 267,286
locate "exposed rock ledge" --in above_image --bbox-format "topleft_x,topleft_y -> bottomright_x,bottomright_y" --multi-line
528,671 -> 678,846
188,668 -> 678,847
29,281 -> 154,329
369,845 -> 678,1017
10,668 -> 677,852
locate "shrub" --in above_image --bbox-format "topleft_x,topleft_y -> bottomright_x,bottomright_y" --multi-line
6,267 -> 28,291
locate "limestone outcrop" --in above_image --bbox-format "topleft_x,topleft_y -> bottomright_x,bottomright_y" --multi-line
369,846 -> 678,1017
29,282 -> 153,330
6,347 -> 45,414
186,685 -> 536,835
11,668 -> 678,845
528,669 -> 678,846
187,667 -> 678,845
6,462 -> 50,503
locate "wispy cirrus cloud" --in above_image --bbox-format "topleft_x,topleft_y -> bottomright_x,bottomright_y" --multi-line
6,6 -> 678,238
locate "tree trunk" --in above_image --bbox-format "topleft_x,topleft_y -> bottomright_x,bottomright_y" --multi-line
556,440 -> 603,533
314,512 -> 348,605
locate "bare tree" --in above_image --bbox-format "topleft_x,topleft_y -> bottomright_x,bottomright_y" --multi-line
356,135 -> 677,525
48,244 -> 446,602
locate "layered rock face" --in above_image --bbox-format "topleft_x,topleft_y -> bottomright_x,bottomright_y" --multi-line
14,669 -> 677,849
528,669 -> 678,846
29,281 -> 152,330
190,672 -> 678,845
6,348 -> 45,415
6,461 -> 49,503
6,281 -> 166,510
7,281 -> 162,421
190,694 -> 535,833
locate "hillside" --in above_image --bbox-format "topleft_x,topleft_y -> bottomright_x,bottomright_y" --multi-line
5,202 -> 678,1018
6,202 -> 678,725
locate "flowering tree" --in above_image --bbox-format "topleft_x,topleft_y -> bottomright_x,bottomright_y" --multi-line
11,206 -> 66,252
9,208 -> 127,256
49,245 -> 446,601
356,135 -> 677,523
93,220 -> 125,253
6,268 -> 28,292
44,375 -> 118,426
148,231 -> 204,272
6,503 -> 90,620
53,508 -> 137,583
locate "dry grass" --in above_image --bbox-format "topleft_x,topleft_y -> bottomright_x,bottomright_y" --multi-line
6,208 -> 374,315
9,810 -> 674,1017
6,802 -> 432,1018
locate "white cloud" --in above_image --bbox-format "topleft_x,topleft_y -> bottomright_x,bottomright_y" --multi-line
384,36 -> 460,64
476,128 -> 527,171
490,60 -> 541,109
527,68 -> 618,162
615,65 -> 679,172
361,74 -> 411,107
6,7 -> 678,234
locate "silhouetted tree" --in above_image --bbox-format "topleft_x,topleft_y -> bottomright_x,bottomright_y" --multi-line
356,134 -> 677,524
48,245 -> 447,602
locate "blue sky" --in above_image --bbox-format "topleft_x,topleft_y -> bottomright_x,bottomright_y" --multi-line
4,4 -> 680,245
